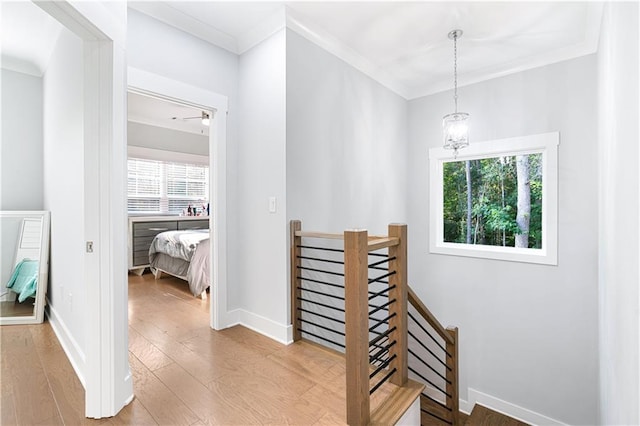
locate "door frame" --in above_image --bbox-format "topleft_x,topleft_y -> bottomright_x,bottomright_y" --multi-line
127,67 -> 229,331
35,0 -> 132,418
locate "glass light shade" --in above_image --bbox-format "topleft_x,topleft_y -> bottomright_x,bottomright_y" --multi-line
443,112 -> 469,151
201,117 -> 210,126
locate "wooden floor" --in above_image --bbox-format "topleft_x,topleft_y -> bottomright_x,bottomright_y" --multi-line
1,272 -> 357,425
1,272 -> 529,425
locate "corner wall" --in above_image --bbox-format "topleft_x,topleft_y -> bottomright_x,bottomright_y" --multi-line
597,2 -> 640,423
234,28 -> 289,340
408,55 -> 599,425
285,29 -> 409,235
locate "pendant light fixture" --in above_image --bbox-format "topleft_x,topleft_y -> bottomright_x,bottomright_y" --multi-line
442,29 -> 469,157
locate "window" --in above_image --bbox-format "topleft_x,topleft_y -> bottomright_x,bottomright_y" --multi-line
127,157 -> 209,215
429,132 -> 558,265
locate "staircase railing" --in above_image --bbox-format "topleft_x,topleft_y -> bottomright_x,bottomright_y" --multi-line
290,220 -> 458,425
407,288 -> 460,425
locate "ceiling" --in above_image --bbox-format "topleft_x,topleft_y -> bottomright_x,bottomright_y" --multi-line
0,1 -> 63,76
128,92 -> 211,136
129,1 -> 604,99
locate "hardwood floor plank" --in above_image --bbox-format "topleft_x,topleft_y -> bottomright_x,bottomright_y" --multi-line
0,350 -> 18,426
313,411 -> 348,425
37,349 -> 86,424
1,326 -> 60,424
128,327 -> 175,371
130,319 -> 235,386
154,362 -> 261,425
129,353 -> 199,426
300,383 -> 346,420
109,398 -> 158,426
215,325 -> 284,356
266,340 -> 345,387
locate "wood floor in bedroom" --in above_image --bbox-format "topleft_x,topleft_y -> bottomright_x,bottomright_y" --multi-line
0,272 -> 355,425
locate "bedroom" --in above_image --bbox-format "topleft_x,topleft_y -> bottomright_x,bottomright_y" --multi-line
126,91 -> 213,306
0,2 -> 638,425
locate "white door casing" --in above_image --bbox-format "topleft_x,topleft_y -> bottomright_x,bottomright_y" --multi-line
35,1 -> 132,418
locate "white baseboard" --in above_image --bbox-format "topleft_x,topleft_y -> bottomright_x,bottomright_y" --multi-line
45,301 -> 86,388
422,383 -> 566,425
464,388 -> 568,426
225,308 -> 292,345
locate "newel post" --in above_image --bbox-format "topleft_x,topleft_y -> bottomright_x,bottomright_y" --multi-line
345,229 -> 370,425
290,220 -> 302,342
388,224 -> 408,386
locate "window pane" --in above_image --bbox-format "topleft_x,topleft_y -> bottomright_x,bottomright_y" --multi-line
127,159 -> 161,196
127,156 -> 209,214
442,153 -> 542,248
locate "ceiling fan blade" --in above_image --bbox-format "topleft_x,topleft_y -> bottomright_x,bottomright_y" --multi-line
172,116 -> 201,120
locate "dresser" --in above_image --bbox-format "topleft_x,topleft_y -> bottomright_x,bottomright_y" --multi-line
128,216 -> 209,274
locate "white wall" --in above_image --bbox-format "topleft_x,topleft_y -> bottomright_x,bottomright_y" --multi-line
127,9 -> 238,100
286,29 -> 409,234
1,69 -> 43,210
127,121 -> 208,156
597,2 -> 640,424
42,26 -> 86,368
408,55 -> 599,425
234,28 -> 288,338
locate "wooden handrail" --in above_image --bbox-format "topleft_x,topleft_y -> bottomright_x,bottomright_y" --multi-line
295,230 -> 392,242
407,287 -> 454,345
295,230 -> 344,239
367,237 -> 399,251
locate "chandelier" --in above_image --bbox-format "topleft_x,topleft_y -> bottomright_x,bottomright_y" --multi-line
443,29 -> 469,157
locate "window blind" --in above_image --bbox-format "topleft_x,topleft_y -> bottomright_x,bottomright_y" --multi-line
127,157 -> 209,214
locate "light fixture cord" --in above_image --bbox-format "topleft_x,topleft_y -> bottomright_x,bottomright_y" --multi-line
453,32 -> 458,113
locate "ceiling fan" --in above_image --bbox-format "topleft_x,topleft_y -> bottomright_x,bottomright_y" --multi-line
172,111 -> 210,125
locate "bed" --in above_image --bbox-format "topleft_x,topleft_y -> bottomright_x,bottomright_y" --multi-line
148,229 -> 210,299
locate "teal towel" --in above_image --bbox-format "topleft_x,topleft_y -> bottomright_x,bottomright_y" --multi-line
6,259 -> 39,303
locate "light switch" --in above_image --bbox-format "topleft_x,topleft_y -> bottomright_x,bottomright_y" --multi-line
269,197 -> 277,213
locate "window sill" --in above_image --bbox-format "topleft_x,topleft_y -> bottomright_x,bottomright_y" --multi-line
430,241 -> 557,265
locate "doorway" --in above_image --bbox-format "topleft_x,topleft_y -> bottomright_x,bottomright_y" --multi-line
127,68 -> 229,331
126,90 -> 213,317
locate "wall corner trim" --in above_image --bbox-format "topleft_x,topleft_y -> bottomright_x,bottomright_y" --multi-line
226,308 -> 292,345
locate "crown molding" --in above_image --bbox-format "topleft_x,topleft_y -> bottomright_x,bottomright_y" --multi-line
284,6 -> 411,100
236,7 -> 286,54
129,3 -> 237,54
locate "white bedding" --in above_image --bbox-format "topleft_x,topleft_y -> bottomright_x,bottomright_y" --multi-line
148,230 -> 211,297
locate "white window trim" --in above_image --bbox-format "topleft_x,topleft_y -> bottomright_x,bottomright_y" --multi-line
428,132 -> 559,265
